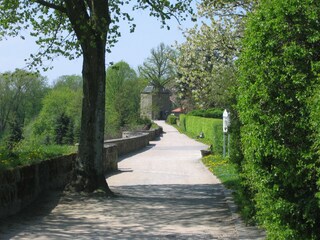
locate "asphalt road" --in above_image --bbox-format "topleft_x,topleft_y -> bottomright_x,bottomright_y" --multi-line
0,121 -> 265,239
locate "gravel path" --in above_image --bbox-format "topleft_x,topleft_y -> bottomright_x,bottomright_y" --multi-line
0,121 -> 265,239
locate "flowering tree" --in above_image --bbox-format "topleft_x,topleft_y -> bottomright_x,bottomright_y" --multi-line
174,1 -> 255,108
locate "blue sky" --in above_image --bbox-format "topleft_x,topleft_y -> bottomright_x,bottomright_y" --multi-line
0,7 -> 196,84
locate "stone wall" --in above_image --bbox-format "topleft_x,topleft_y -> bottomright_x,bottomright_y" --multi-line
140,93 -> 153,120
105,133 -> 149,156
0,127 -> 162,219
0,154 -> 76,219
140,91 -> 172,120
122,127 -> 163,142
103,144 -> 118,171
108,127 -> 163,155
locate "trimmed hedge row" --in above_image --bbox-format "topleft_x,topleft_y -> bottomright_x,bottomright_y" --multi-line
180,114 -> 223,154
236,0 -> 320,239
187,108 -> 223,119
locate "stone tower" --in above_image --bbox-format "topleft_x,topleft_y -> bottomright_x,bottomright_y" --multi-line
140,85 -> 172,120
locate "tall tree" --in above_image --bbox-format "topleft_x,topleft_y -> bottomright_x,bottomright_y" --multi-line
32,77 -> 82,145
174,1 -> 256,109
174,20 -> 238,108
139,43 -> 176,90
0,69 -> 47,137
0,0 -> 194,193
105,61 -> 141,137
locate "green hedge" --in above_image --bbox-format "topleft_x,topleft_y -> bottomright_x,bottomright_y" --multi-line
187,108 -> 223,119
180,115 -> 223,154
166,115 -> 178,125
179,114 -> 187,131
237,0 -> 320,238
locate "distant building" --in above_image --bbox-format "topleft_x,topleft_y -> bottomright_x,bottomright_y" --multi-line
171,107 -> 184,117
140,85 -> 172,120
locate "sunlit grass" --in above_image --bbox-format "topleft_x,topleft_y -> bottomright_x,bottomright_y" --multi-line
202,154 -> 256,224
202,154 -> 239,190
0,143 -> 77,170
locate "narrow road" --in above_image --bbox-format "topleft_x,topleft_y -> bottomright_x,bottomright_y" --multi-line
0,121 -> 264,239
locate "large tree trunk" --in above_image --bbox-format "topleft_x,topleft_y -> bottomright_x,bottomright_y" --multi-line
60,0 -> 112,193
68,37 -> 112,194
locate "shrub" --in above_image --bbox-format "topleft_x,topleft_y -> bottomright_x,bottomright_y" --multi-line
187,108 -> 223,119
137,117 -> 152,125
237,0 -> 320,238
166,115 -> 178,125
179,114 -> 187,131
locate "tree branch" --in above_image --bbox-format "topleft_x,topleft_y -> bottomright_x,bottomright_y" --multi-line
144,0 -> 181,24
34,0 -> 67,13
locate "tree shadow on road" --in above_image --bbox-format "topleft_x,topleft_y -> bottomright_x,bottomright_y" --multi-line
0,184 -> 265,240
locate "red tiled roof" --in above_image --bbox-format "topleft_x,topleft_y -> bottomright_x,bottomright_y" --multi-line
172,107 -> 184,113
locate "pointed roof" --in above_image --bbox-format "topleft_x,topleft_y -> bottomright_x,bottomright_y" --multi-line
142,85 -> 170,94
142,85 -> 155,93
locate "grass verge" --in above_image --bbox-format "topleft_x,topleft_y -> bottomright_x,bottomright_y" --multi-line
169,123 -> 256,224
202,154 -> 239,190
0,143 -> 77,170
202,154 -> 256,225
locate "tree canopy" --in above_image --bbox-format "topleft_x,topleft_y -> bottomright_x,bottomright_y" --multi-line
105,61 -> 145,138
0,69 -> 47,138
138,42 -> 176,90
174,1 -> 253,109
32,75 -> 82,145
0,1 -> 193,67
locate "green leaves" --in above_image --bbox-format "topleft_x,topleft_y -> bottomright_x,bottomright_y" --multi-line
174,3 -> 241,108
138,43 -> 175,90
237,0 -> 320,238
105,61 -> 144,137
0,69 -> 47,136
32,75 -> 82,145
133,0 -> 193,26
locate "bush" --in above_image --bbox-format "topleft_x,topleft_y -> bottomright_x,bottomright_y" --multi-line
187,108 -> 223,119
137,117 -> 152,125
237,0 -> 320,238
166,115 -> 178,125
179,114 -> 187,131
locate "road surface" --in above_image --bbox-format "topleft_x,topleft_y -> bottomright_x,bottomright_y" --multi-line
0,121 -> 265,239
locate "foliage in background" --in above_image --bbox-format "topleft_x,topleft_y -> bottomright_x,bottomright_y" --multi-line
106,61 -> 147,138
174,21 -> 236,108
237,0 -> 320,238
139,43 -> 176,90
174,1 -> 255,109
166,115 -> 178,125
187,108 -> 223,119
0,69 -> 48,140
0,143 -> 76,171
0,63 -> 147,168
31,75 -> 82,145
